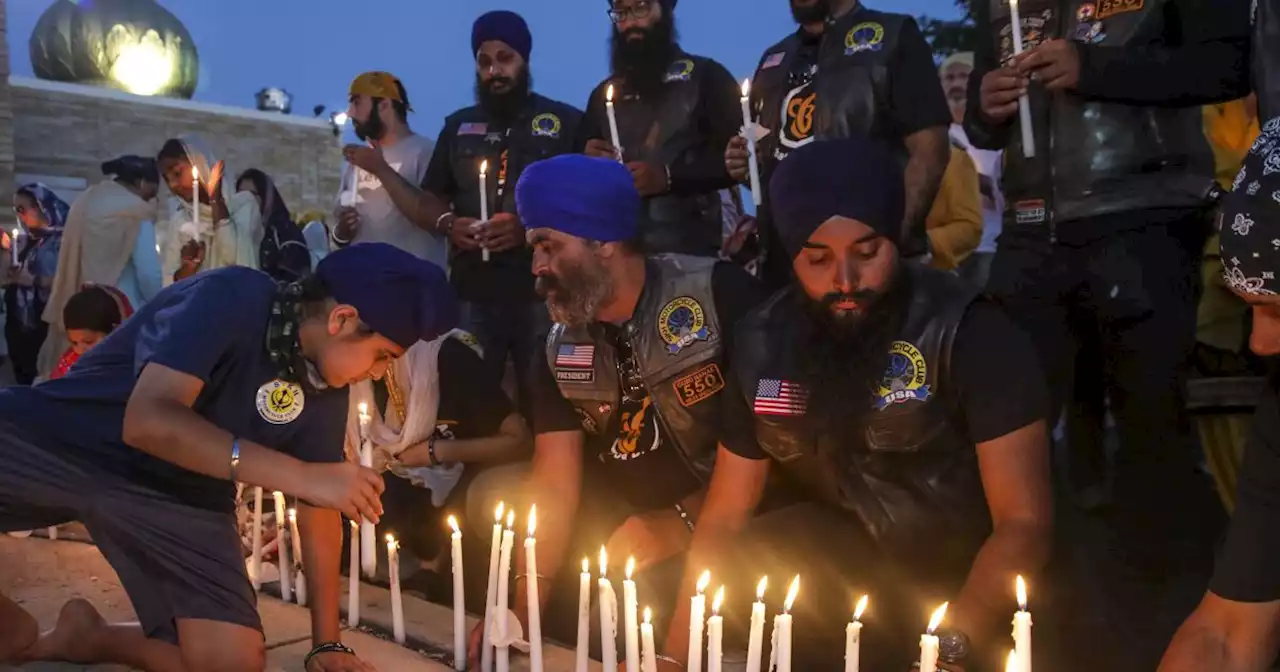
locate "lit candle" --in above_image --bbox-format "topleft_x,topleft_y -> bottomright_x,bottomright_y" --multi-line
688,570 -> 711,672
387,534 -> 405,644
449,516 -> 466,671
845,595 -> 868,672
605,84 -> 623,162
576,557 -> 592,672
1006,649 -> 1019,672
706,587 -> 725,672
920,602 -> 949,672
496,510 -> 516,672
623,557 -> 640,672
525,506 -> 543,672
191,165 -> 200,232
357,403 -> 376,579
272,491 -> 292,603
9,228 -> 18,267
481,502 -> 505,672
251,487 -> 264,591
738,78 -> 763,206
347,520 -> 360,626
746,577 -> 767,672
478,160 -> 490,263
1014,576 -> 1032,672
1009,0 -> 1036,158
295,569 -> 307,607
640,607 -> 657,672
773,576 -> 800,672
599,548 -> 619,672
288,508 -> 304,605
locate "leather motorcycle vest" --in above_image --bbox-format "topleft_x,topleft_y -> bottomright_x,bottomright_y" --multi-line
545,255 -> 725,482
1256,0 -> 1280,122
982,0 -> 1215,226
607,54 -> 723,256
732,266 -> 990,560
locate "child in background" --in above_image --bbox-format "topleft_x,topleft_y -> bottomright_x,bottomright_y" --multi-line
50,284 -> 133,380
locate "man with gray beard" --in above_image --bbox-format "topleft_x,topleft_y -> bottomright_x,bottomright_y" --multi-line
463,154 -> 765,668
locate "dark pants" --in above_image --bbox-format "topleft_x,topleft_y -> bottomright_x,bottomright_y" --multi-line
4,297 -> 47,385
459,300 -> 550,422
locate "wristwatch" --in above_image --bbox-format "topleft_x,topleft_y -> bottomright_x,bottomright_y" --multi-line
935,628 -> 971,664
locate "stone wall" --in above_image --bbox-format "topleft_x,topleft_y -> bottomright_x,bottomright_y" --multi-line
10,76 -> 341,218
0,0 -> 16,231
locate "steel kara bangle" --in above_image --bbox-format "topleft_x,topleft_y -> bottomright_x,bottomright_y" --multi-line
304,642 -> 355,669
229,438 -> 241,482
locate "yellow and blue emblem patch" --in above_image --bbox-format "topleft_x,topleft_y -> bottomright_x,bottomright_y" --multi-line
845,22 -> 885,55
658,296 -> 710,355
256,379 -> 305,424
531,113 -> 562,138
875,341 -> 931,410
663,59 -> 696,83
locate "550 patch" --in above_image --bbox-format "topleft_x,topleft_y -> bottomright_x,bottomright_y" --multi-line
673,363 -> 725,407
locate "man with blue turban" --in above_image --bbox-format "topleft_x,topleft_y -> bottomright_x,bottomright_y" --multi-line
464,154 -> 767,668
0,243 -> 456,672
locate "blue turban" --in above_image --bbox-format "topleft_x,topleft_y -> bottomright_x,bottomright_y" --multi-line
315,243 -> 457,349
768,137 -> 905,260
516,154 -> 639,242
472,11 -> 532,64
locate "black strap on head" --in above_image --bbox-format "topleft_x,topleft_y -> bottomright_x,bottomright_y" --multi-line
266,280 -> 316,393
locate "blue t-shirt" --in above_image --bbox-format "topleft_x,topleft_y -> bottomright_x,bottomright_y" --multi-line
0,267 -> 349,512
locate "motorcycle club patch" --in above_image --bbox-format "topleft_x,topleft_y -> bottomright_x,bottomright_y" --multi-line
672,363 -> 725,408
658,297 -> 710,355
256,379 -> 305,424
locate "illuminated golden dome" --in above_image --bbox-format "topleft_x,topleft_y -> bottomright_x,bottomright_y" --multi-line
30,0 -> 199,99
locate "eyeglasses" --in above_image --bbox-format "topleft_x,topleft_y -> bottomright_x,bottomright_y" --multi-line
608,1 -> 653,23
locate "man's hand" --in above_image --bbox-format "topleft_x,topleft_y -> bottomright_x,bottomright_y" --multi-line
480,213 -> 525,253
979,66 -> 1029,124
343,144 -> 390,178
449,216 -> 483,251
585,139 -> 621,161
725,136 -> 751,184
297,462 -> 385,524
306,650 -> 378,672
1015,39 -> 1080,92
627,162 -> 668,198
605,509 -> 690,573
334,207 -> 360,244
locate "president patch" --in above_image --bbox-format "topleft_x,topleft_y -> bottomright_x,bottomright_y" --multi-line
673,363 -> 725,407
556,368 -> 595,384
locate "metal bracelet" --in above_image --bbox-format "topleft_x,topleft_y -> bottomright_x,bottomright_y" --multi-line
673,503 -> 695,534
329,228 -> 352,247
229,438 -> 241,483
427,436 -> 440,467
304,642 -> 355,670
435,211 -> 456,235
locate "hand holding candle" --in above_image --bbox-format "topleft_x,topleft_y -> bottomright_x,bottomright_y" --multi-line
525,506 -> 543,672
845,595 -> 868,672
688,570 -> 711,672
605,84 -> 623,162
1008,0 -> 1036,158
920,602 -> 949,672
746,577 -> 767,672
449,516 -> 466,671
478,160 -> 491,262
357,403 -> 377,578
738,78 -> 763,206
707,587 -> 725,672
1014,576 -> 1032,672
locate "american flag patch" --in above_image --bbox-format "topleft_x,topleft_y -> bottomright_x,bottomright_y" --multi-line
761,52 -> 786,69
458,122 -> 489,135
753,378 -> 808,416
555,344 -> 595,368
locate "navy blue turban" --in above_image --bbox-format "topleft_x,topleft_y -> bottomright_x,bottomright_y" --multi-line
472,11 -> 532,64
315,243 -> 457,349
768,137 -> 905,260
516,154 -> 640,242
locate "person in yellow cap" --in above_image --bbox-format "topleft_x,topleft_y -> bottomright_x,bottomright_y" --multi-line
336,72 -> 445,266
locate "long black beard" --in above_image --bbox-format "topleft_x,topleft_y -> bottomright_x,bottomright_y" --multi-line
790,0 -> 831,24
475,69 -> 533,126
353,109 -> 386,142
609,11 -> 679,96
796,269 -> 913,442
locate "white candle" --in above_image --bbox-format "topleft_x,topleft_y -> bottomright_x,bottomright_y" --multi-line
496,510 -> 516,672
295,569 -> 307,606
773,576 -> 799,672
605,84 -> 623,163
1006,649 -> 1019,672
707,587 -> 725,672
599,548 -> 619,672
273,491 -> 292,603
288,509 -> 303,571
387,534 -> 405,644
689,570 -> 711,672
920,602 -> 948,672
449,516 -> 466,671
251,487 -> 264,591
845,595 -> 868,672
47,526 -> 56,541
9,228 -> 18,267
623,557 -> 641,672
1014,576 -> 1032,672
478,160 -> 491,263
576,557 -> 592,672
739,79 -> 763,206
191,165 -> 200,232
525,506 -> 543,672
1008,0 -> 1036,158
347,520 -> 360,626
640,607 -> 657,672
357,403 -> 377,579
481,502 -> 506,672
746,577 -> 768,672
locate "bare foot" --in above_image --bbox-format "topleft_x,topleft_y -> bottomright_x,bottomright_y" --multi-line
0,597 -> 39,664
25,598 -> 105,663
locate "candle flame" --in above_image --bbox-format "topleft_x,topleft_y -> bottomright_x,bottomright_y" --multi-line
191,165 -> 199,180
1016,575 -> 1027,611
643,606 -> 652,625
358,401 -> 368,416
385,533 -> 398,551
854,595 -> 869,621
783,575 -> 800,612
712,586 -> 725,614
480,159 -> 488,175
527,505 -> 537,537
696,570 -> 711,594
927,602 -> 949,634
756,576 -> 768,601
287,508 -> 296,522
494,501 -> 505,523
741,78 -> 751,97
350,519 -> 358,530
599,546 -> 608,576
1006,650 -> 1018,672
447,515 -> 460,535
505,510 -> 515,529
625,556 -> 636,581
606,84 -> 615,103
583,557 -> 590,574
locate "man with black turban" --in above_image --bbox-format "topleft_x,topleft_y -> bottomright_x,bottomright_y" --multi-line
0,243 -> 457,672
663,137 -> 1053,670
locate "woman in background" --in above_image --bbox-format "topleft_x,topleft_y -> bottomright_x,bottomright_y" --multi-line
4,184 -> 68,384
235,168 -> 311,282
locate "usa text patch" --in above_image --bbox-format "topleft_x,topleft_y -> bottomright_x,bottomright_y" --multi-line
673,363 -> 725,407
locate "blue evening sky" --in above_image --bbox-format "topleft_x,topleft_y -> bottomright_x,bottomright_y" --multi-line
10,0 -> 960,142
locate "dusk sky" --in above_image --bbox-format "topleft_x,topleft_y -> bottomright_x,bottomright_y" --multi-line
10,0 -> 961,142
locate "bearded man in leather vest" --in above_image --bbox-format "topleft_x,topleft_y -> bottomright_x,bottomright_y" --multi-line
579,0 -> 743,257
462,155 -> 766,669
724,0 -> 953,287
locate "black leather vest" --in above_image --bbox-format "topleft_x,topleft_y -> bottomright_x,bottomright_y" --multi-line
732,266 -> 989,561
599,54 -> 723,256
1256,0 -> 1280,122
977,0 -> 1215,227
545,255 -> 725,482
